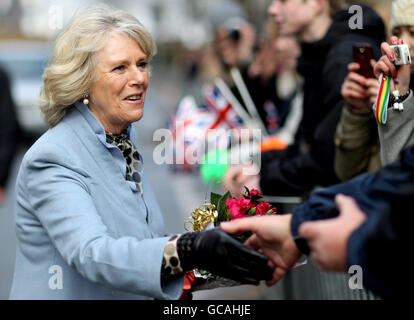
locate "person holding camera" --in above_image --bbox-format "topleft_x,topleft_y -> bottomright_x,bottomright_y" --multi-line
223,0 -> 386,197
374,25 -> 414,165
334,59 -> 382,181
335,0 -> 414,180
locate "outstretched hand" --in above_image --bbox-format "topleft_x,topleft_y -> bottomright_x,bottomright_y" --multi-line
222,164 -> 260,197
221,214 -> 301,286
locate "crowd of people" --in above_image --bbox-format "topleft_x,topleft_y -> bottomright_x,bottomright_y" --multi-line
0,0 -> 412,300
223,0 -> 413,300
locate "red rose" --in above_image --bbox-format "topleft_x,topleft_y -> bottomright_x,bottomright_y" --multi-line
248,189 -> 263,198
226,197 -> 251,220
255,201 -> 273,216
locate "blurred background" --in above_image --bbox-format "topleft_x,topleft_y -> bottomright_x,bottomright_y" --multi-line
0,0 -> 392,300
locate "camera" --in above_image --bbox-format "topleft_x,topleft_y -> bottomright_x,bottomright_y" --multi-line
391,44 -> 411,65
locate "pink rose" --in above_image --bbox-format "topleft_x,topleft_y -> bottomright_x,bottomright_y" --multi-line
226,197 -> 251,220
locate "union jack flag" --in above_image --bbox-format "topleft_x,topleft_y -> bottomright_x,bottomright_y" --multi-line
168,85 -> 244,170
200,84 -> 243,130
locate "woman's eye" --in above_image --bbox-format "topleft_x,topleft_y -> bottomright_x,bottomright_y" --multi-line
138,62 -> 148,69
393,28 -> 401,37
113,65 -> 125,72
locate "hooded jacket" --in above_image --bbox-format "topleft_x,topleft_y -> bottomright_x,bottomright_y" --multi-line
259,4 -> 386,196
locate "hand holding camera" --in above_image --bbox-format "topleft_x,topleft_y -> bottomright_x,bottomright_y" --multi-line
374,36 -> 412,97
390,43 -> 411,66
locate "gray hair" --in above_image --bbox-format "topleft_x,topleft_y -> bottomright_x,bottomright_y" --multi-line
39,4 -> 157,127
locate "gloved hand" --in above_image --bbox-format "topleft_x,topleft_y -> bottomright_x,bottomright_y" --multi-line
177,228 -> 273,284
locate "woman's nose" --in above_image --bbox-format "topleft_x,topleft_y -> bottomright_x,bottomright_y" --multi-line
268,0 -> 281,16
129,66 -> 146,86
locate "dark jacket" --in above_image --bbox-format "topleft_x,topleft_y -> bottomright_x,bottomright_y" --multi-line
347,182 -> 411,299
0,67 -> 20,188
291,145 -> 414,299
259,4 -> 386,196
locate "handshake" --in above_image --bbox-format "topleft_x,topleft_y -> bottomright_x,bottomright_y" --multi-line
191,194 -> 364,286
185,213 -> 301,287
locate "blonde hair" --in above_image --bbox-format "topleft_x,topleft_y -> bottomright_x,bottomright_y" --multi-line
40,4 -> 157,127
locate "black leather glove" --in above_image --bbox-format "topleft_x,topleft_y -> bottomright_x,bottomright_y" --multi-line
177,228 -> 273,284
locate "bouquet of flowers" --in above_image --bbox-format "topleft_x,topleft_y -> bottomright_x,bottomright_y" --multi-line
182,187 -> 277,293
185,187 -> 276,232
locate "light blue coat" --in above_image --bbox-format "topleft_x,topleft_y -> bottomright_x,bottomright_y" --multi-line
9,103 -> 183,299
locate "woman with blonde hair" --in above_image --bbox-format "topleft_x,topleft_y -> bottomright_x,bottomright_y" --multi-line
9,5 -> 272,300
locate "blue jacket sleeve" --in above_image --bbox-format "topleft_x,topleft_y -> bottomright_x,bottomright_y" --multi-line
291,146 -> 414,255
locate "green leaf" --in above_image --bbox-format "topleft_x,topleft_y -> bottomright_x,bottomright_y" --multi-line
244,186 -> 250,196
265,209 -> 274,215
247,207 -> 257,216
210,192 -> 221,208
217,191 -> 232,222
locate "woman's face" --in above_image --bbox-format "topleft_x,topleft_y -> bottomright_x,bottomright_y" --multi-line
393,25 -> 414,71
88,33 -> 149,133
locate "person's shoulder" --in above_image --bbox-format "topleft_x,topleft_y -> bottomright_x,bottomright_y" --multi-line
21,121 -> 75,165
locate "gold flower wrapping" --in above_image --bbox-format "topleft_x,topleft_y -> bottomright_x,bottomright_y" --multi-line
184,204 -> 218,232
184,202 -> 242,287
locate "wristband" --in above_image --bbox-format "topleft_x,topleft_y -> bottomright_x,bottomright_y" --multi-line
388,89 -> 410,111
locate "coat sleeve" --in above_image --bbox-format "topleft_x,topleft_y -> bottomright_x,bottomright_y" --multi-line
21,144 -> 183,300
291,145 -> 414,255
377,91 -> 414,165
334,105 -> 381,181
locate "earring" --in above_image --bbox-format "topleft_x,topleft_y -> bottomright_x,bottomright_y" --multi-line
83,94 -> 89,106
